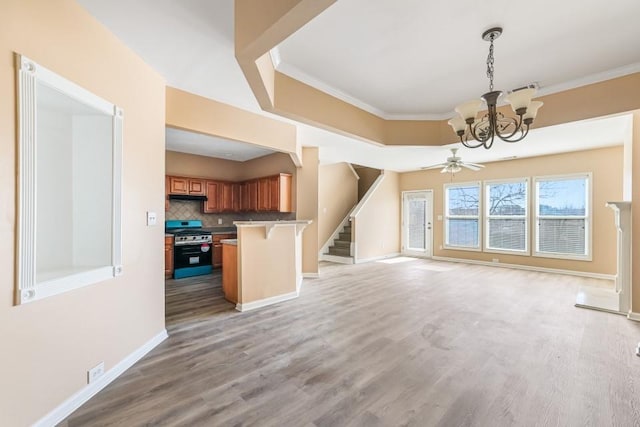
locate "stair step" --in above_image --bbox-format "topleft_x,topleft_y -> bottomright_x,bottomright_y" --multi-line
328,247 -> 351,256
333,240 -> 350,248
339,232 -> 352,241
343,226 -> 352,232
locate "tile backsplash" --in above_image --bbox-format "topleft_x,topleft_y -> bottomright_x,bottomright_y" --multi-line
166,200 -> 295,227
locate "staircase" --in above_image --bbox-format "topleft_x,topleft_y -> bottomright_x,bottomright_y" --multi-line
323,223 -> 354,264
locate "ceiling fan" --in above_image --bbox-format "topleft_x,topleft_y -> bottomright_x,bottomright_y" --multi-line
422,148 -> 485,174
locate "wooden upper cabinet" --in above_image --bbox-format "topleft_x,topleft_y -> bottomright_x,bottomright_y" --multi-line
188,179 -> 206,195
257,177 -> 271,211
169,176 -> 189,194
269,173 -> 293,212
168,176 -> 205,196
221,182 -> 234,212
203,181 -> 221,213
232,183 -> 241,212
247,180 -> 258,211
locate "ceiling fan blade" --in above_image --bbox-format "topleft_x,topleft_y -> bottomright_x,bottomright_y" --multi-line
421,163 -> 447,170
465,162 -> 485,168
439,167 -> 449,174
461,163 -> 481,171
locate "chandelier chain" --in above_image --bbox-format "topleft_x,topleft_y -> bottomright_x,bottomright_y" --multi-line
486,35 -> 495,91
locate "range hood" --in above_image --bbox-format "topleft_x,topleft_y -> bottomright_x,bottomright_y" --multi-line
169,194 -> 208,201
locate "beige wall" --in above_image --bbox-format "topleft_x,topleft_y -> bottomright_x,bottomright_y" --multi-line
0,1 -> 166,425
354,171 -> 401,261
632,111 -> 640,312
355,166 -> 382,200
318,163 -> 359,249
166,150 -> 245,181
237,225 -> 298,303
296,147 -> 319,274
400,146 -> 623,275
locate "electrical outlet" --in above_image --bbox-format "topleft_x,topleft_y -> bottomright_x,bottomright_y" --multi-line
439,245 -> 443,250
437,215 -> 443,221
218,218 -> 223,225
492,258 -> 500,263
88,362 -> 105,384
146,211 -> 157,226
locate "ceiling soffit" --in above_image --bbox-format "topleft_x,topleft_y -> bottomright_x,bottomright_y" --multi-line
234,1 -> 640,147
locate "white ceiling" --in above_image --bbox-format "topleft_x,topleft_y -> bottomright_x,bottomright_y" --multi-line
277,0 -> 640,119
166,128 -> 275,161
78,0 -> 633,171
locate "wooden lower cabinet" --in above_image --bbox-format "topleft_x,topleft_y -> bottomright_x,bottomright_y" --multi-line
212,233 -> 237,268
164,235 -> 174,279
221,243 -> 238,303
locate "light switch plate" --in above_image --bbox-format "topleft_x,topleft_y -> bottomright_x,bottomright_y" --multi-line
147,211 -> 157,226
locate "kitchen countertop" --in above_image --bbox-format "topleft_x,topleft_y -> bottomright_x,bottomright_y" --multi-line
220,239 -> 237,245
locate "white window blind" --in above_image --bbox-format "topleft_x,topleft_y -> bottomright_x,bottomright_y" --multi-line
444,183 -> 480,249
485,179 -> 528,253
534,175 -> 590,259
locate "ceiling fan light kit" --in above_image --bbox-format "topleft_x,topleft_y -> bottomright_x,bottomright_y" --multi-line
448,27 -> 543,149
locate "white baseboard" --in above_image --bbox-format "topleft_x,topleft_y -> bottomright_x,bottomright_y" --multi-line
34,329 -> 168,427
236,291 -> 299,312
356,252 -> 401,264
302,272 -> 320,278
628,312 -> 640,322
320,254 -> 354,264
431,256 -> 616,281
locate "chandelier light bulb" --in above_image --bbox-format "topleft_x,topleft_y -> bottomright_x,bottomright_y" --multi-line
504,88 -> 536,113
454,99 -> 483,123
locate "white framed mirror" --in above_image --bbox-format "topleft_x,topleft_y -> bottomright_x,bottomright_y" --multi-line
16,54 -> 123,304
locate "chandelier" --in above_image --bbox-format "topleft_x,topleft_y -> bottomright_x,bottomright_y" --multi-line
448,27 -> 543,149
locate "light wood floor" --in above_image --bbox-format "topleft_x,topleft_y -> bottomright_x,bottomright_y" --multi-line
62,259 -> 640,426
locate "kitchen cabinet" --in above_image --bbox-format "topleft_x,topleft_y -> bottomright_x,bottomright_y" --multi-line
164,235 -> 174,279
212,233 -> 237,268
268,173 -> 293,212
221,182 -> 234,212
247,180 -> 258,211
169,176 -> 206,196
232,183 -> 241,212
222,242 -> 238,303
188,179 -> 206,195
203,181 -> 221,213
257,177 -> 271,211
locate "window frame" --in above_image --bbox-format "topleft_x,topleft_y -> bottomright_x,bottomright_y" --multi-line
16,54 -> 123,305
483,177 -> 530,256
443,181 -> 482,252
533,173 -> 592,261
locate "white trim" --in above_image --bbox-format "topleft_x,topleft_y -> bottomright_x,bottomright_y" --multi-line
320,254 -> 354,264
355,252 -> 401,264
432,256 -> 615,281
303,272 -> 320,278
627,312 -> 640,322
15,54 -> 124,305
350,171 -> 385,218
347,163 -> 360,180
33,329 -> 168,427
236,291 -> 299,312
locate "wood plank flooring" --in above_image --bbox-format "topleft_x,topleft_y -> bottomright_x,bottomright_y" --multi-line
61,259 -> 640,426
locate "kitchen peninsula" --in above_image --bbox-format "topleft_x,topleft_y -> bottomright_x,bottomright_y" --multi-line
222,220 -> 311,311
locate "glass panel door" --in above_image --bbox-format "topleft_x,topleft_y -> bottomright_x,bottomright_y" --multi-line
403,191 -> 433,257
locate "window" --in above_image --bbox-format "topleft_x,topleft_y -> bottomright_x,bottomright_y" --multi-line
534,174 -> 591,260
444,182 -> 481,250
485,179 -> 529,254
16,54 -> 123,304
